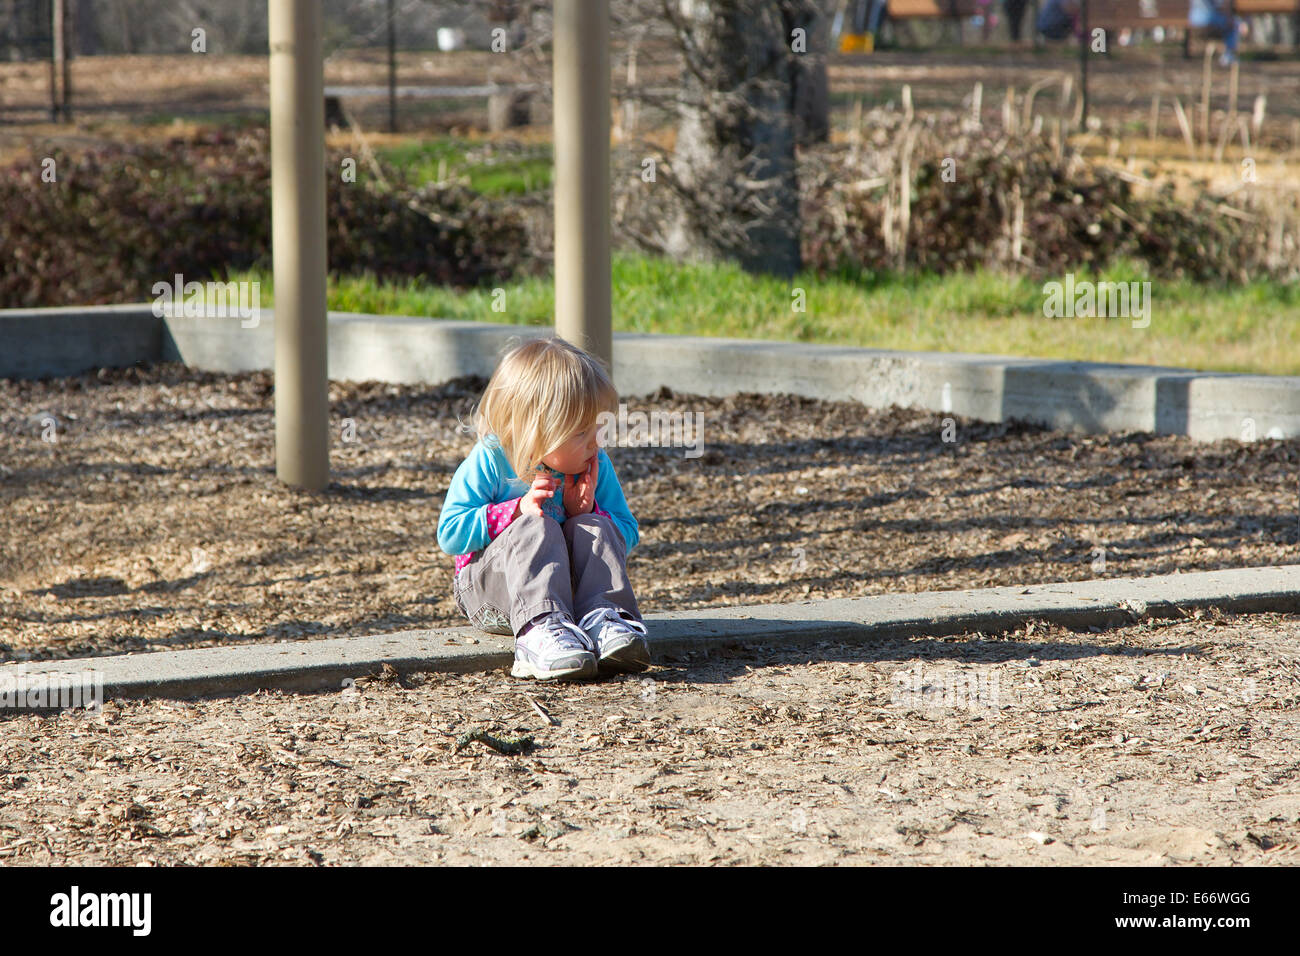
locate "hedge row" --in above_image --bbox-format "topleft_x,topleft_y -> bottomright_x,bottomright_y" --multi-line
0,128 -> 531,309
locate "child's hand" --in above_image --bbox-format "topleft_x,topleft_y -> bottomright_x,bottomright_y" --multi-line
563,455 -> 598,517
517,470 -> 560,518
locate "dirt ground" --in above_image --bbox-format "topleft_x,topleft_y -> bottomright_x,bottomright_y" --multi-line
2,609 -> 1298,865
2,363 -> 1298,662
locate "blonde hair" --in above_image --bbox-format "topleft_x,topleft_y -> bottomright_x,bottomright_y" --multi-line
468,335 -> 620,482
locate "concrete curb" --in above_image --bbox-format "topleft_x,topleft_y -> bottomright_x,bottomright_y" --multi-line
2,306 -> 1298,441
3,564 -> 1297,708
0,305 -> 163,381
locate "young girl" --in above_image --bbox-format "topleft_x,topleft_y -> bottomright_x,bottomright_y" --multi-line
436,336 -> 649,681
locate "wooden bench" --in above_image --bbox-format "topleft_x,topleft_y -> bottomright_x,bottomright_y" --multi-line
887,0 -> 980,17
838,0 -> 980,50
1069,0 -> 1299,31
1229,0 -> 1300,53
1073,0 -> 1298,123
322,84 -> 538,132
1085,0 -> 1300,51
885,0 -> 981,47
1235,0 -> 1300,14
1085,0 -> 1186,33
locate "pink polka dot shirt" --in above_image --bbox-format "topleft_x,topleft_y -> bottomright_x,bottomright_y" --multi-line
438,438 -> 639,578
453,498 -> 615,575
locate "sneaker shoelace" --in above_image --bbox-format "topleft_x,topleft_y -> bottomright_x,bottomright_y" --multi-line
579,606 -> 647,637
529,616 -> 595,654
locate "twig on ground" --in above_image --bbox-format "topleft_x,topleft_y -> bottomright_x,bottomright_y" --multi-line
526,695 -> 559,727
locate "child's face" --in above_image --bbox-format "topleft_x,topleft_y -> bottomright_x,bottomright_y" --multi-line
540,423 -> 600,476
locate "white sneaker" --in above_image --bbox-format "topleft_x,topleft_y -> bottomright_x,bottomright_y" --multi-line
511,613 -> 597,681
578,606 -> 651,674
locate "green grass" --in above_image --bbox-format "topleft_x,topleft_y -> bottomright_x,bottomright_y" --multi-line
226,253 -> 1300,376
376,137 -> 552,196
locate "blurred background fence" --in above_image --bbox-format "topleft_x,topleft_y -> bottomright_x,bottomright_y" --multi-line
2,1 -> 1297,130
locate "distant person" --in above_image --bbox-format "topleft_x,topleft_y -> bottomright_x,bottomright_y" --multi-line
437,337 -> 649,681
865,0 -> 890,45
835,0 -> 882,50
1037,0 -> 1080,40
975,0 -> 999,41
1004,0 -> 1031,43
1188,0 -> 1241,64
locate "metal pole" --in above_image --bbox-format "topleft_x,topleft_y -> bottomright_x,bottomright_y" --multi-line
50,0 -> 62,121
386,0 -> 397,133
1079,0 -> 1089,128
552,0 -> 612,372
270,0 -> 330,491
60,0 -> 71,121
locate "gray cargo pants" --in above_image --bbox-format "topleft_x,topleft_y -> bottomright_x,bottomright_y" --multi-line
453,511 -> 643,638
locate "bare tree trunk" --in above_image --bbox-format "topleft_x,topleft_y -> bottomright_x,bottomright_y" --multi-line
2,0 -> 18,61
793,0 -> 831,146
663,0 -> 811,279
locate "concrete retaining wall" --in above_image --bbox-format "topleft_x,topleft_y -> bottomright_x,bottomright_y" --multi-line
2,305 -> 1296,442
0,305 -> 164,380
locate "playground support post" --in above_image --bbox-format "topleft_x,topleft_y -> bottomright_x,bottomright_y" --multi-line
387,0 -> 397,133
47,0 -> 57,122
552,0 -> 613,374
61,0 -> 70,119
1079,0 -> 1089,128
270,0 -> 330,491
50,0 -> 70,122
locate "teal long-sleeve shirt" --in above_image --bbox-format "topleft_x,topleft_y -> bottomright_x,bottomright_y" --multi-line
437,437 -> 640,562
